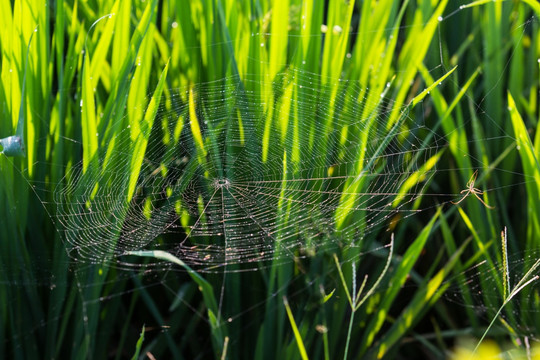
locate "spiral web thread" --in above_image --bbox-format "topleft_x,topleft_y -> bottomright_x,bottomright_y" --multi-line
51,67 -> 449,273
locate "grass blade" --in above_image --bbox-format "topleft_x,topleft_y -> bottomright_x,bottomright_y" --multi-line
507,92 -> 540,235
283,296 -> 309,360
131,325 -> 145,360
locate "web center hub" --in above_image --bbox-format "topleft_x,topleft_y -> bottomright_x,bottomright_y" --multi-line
213,178 -> 231,189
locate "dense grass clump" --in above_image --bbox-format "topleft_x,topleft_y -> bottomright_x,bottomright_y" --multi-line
0,0 -> 539,359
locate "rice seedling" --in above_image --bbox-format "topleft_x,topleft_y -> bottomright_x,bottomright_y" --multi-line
0,0 -> 539,359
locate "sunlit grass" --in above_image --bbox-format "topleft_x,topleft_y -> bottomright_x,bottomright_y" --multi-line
0,0 -> 539,359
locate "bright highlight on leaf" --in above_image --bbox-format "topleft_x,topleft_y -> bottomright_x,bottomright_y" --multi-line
411,65 -> 457,107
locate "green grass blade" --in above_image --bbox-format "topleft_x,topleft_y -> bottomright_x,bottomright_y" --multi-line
131,325 -> 145,360
283,296 -> 309,360
127,61 -> 169,202
126,250 -> 225,355
321,0 -> 355,81
411,65 -> 457,107
521,0 -> 540,15
81,54 -> 98,174
375,236 -> 473,358
507,91 -> 540,236
361,209 -> 441,353
268,0 -> 288,79
111,0 -> 132,80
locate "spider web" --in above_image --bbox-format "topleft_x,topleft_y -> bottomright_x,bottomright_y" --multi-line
2,4 -> 538,357
50,66 -> 444,273
443,246 -> 540,344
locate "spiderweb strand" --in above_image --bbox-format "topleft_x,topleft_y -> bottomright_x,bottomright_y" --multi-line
53,68 -> 447,272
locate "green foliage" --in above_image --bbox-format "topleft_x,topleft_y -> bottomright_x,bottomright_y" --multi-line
0,0 -> 539,359
131,325 -> 145,360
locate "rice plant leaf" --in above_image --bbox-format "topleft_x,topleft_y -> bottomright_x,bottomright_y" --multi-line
278,83 -> 294,142
189,88 -> 208,165
419,65 -> 479,173
393,151 -> 444,207
295,0 -> 324,73
81,54 -> 98,174
322,289 -> 335,304
460,0 -> 495,9
507,92 -> 540,232
88,8 -> 118,89
387,0 -> 448,127
269,0 -> 289,79
458,207 -> 491,254
361,208 -> 440,351
126,249 -> 224,353
130,325 -> 145,360
375,236 -> 472,358
0,24 -> 37,158
111,0 -> 132,79
411,65 -> 457,107
283,296 -> 309,360
127,61 -> 169,202
99,0 -> 157,159
321,0 -> 355,81
521,0 -> 540,15
127,19 -> 155,125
